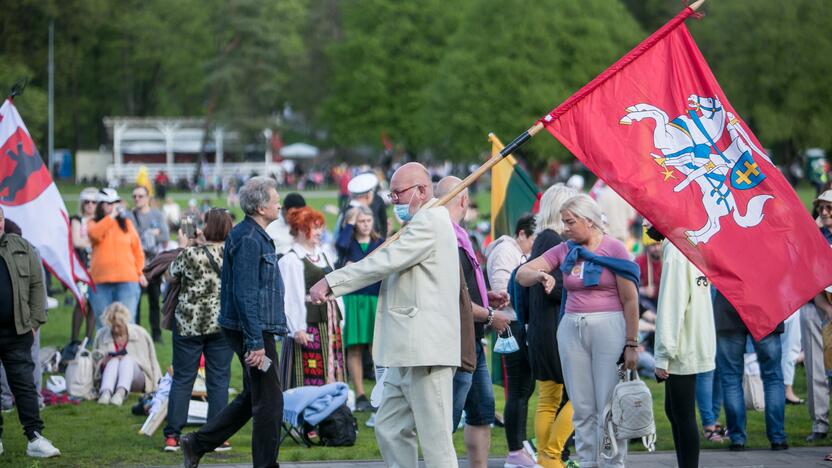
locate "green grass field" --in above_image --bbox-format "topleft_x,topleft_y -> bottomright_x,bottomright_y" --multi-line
0,182 -> 824,466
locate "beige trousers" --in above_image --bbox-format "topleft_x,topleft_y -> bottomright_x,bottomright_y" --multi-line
375,366 -> 458,468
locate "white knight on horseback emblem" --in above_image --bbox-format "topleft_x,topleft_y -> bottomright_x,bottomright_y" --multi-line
619,94 -> 774,245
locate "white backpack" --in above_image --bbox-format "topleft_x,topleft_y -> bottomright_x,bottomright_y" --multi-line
601,369 -> 656,460
65,338 -> 95,400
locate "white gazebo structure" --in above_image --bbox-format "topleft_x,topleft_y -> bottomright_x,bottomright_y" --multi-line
103,117 -> 286,184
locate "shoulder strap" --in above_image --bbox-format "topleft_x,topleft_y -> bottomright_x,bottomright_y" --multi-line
201,246 -> 222,275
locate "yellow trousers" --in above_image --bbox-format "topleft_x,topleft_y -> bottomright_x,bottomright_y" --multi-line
534,380 -> 574,468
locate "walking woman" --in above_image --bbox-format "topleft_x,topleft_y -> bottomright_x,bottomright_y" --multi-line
335,205 -> 383,410
278,207 -> 346,388
526,183 -> 577,468
87,188 -> 146,327
163,209 -> 236,452
650,226 -> 715,468
517,194 -> 639,468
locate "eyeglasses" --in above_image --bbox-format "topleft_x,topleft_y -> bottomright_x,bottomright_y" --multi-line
819,204 -> 832,213
82,200 -> 96,205
388,184 -> 424,203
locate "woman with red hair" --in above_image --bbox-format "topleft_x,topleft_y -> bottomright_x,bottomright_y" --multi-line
278,207 -> 345,388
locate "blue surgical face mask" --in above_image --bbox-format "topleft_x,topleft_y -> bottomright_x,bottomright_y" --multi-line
394,189 -> 417,223
394,203 -> 412,223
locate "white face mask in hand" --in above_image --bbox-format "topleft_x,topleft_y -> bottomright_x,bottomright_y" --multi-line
494,327 -> 519,354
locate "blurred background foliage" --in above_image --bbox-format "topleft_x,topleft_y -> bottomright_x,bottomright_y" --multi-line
1,0 -> 829,168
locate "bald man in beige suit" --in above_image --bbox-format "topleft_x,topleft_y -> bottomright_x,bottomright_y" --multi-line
310,163 -> 461,468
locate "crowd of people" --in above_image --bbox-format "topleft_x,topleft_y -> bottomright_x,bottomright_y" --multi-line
0,160 -> 831,468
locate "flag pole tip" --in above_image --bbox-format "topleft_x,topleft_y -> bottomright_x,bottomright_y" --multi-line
689,0 -> 706,12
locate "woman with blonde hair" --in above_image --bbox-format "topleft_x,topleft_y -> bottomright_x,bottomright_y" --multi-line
335,204 -> 384,410
93,302 -> 162,406
525,183 -> 577,467
517,194 -> 640,468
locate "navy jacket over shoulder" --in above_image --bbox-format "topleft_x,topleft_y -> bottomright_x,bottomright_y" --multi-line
334,224 -> 383,296
218,216 -> 287,350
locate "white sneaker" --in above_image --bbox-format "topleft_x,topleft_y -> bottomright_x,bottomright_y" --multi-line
365,413 -> 376,428
98,391 -> 111,405
110,389 -> 126,406
26,432 -> 60,458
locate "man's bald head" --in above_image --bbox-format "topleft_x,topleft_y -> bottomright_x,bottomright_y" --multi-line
390,162 -> 433,205
435,176 -> 467,201
391,163 -> 432,193
436,176 -> 468,224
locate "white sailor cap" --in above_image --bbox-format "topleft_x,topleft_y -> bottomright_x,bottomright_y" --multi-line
348,172 -> 379,195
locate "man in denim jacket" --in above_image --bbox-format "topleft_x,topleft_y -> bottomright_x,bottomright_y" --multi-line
182,177 -> 286,468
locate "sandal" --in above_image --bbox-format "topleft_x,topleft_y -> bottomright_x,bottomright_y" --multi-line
824,452 -> 832,462
703,428 -> 724,443
714,424 -> 728,437
786,397 -> 805,405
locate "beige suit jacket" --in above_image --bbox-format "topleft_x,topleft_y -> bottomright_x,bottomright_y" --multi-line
326,205 -> 461,368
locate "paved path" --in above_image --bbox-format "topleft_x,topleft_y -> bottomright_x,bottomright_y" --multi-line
170,447 -> 832,468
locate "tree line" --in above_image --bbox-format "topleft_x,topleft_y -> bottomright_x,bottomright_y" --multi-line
1,0 -> 829,168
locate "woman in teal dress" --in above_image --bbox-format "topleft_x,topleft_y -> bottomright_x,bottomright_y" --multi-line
335,205 -> 384,411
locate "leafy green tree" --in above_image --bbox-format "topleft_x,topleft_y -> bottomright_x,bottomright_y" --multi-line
202,0 -> 307,137
690,0 -> 832,161
420,0 -> 645,165
322,0 -> 465,150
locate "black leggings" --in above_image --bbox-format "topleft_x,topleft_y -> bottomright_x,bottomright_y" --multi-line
503,321 -> 535,451
665,374 -> 699,468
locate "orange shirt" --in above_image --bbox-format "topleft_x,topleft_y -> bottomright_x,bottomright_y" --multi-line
87,216 -> 145,284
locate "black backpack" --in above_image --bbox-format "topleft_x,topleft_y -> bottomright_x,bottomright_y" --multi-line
302,404 -> 357,447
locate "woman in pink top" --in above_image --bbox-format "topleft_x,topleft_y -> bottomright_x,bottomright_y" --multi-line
517,194 -> 639,468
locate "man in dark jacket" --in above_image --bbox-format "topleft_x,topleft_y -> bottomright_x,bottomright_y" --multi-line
0,207 -> 60,458
714,290 -> 787,451
181,177 -> 286,468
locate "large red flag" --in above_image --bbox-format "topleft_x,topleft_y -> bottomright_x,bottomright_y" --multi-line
541,7 -> 832,340
0,99 -> 92,307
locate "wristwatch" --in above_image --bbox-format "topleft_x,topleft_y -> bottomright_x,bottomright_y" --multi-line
486,307 -> 495,327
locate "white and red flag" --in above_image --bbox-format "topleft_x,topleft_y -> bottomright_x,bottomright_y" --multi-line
0,98 -> 91,306
540,6 -> 832,339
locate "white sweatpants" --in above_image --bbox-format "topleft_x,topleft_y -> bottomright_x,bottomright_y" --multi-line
100,355 -> 144,394
780,311 -> 802,386
558,311 -> 627,468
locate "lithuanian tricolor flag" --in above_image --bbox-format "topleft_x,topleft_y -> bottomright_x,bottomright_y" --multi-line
489,133 -> 539,241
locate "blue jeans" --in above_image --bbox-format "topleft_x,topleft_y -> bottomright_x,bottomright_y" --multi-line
451,370 -> 473,432
717,332 -> 786,444
88,282 -> 141,328
163,325 -> 234,438
451,344 -> 495,431
696,369 -> 723,427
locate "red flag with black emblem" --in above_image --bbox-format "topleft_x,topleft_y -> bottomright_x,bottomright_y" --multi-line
0,98 -> 91,307
540,7 -> 832,340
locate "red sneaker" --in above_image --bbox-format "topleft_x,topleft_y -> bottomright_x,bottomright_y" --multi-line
164,436 -> 180,452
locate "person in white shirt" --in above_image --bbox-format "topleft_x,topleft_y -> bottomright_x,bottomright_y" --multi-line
277,206 -> 345,388
266,192 -> 306,255
652,225 -> 715,468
